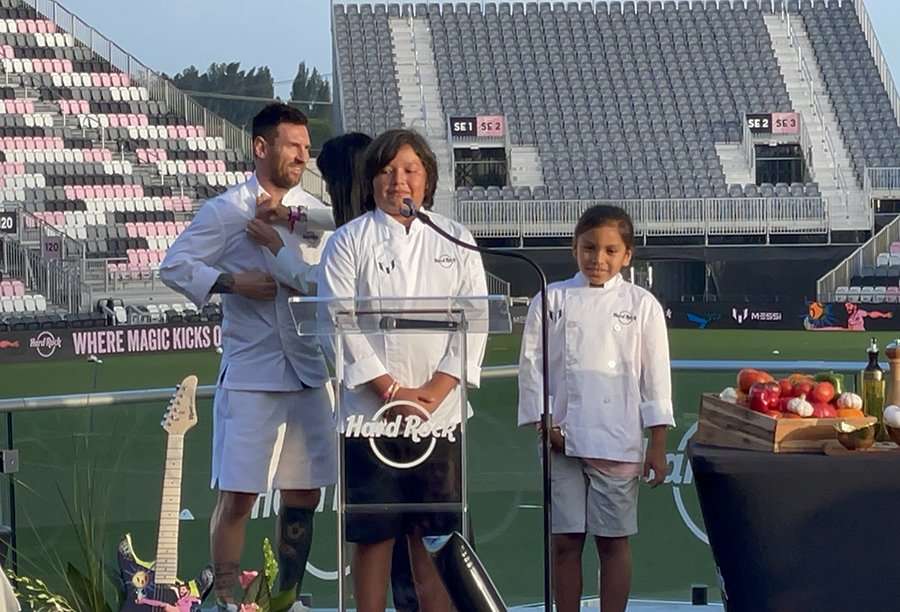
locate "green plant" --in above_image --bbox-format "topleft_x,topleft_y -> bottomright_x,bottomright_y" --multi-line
5,571 -> 76,612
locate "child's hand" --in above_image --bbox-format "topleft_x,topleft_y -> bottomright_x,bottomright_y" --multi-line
643,441 -> 668,487
536,423 -> 565,452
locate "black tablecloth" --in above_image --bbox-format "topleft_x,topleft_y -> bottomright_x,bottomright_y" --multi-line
688,441 -> 900,612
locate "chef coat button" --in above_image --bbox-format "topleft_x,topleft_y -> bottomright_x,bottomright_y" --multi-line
614,324 -> 621,331
608,360 -> 616,368
603,397 -> 611,404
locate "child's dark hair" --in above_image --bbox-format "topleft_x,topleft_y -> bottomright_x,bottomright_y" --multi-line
573,205 -> 635,250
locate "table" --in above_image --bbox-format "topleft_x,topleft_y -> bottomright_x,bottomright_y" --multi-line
688,441 -> 900,612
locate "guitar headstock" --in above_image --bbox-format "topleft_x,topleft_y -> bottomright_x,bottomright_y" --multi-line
161,375 -> 199,435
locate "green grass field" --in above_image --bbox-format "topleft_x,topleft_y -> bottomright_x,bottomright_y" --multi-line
0,329 -> 896,607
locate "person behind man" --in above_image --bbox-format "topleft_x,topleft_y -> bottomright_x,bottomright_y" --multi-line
159,103 -> 335,611
248,131 -> 421,612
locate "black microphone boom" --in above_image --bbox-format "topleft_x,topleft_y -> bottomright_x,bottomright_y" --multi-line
403,198 -> 554,611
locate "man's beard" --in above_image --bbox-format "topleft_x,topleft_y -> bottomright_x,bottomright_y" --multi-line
270,162 -> 303,190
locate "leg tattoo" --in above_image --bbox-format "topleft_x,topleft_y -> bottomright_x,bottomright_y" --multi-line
213,561 -> 240,602
276,506 -> 315,595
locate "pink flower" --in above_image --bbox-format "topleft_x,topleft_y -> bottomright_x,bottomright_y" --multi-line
239,604 -> 260,612
238,570 -> 259,590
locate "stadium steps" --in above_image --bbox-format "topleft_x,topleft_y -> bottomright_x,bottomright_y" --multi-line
765,13 -> 868,231
714,142 -> 754,186
389,14 -> 454,213
508,145 -> 545,189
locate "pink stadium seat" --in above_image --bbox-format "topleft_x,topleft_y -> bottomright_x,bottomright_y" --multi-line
135,185 -> 144,198
14,162 -> 23,174
197,126 -> 206,138
73,185 -> 85,200
31,59 -> 42,72
137,250 -> 149,265
12,281 -> 24,297
124,222 -> 135,238
164,221 -> 176,236
136,149 -> 148,164
62,59 -> 72,72
121,185 -> 133,198
12,137 -> 23,150
112,185 -> 124,198
46,21 -> 56,33
183,159 -> 194,174
25,20 -> 35,33
52,211 -> 64,226
87,185 -> 99,199
121,74 -> 130,86
175,125 -> 187,139
63,185 -> 74,199
891,242 -> 900,255
108,114 -> 120,128
101,73 -> 111,87
127,249 -> 138,264
145,223 -> 157,237
88,73 -> 100,87
184,126 -> 196,138
0,282 -> 10,297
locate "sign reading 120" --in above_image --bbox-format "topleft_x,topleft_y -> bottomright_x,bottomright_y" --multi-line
449,115 -> 505,139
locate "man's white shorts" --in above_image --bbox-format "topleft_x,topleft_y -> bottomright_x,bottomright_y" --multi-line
211,385 -> 337,493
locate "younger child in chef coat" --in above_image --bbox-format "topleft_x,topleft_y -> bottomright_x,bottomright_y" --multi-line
517,205 -> 674,612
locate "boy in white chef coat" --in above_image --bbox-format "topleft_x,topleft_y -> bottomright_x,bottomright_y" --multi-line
517,205 -> 674,612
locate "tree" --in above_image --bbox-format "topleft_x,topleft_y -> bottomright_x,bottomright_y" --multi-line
170,62 -> 276,130
290,61 -> 331,120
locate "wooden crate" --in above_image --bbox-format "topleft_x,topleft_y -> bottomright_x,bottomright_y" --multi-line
695,393 -> 877,453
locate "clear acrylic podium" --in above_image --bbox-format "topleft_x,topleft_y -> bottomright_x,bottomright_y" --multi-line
289,295 -> 512,610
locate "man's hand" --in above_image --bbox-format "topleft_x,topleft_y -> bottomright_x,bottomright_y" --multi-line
643,426 -> 669,487
246,218 -> 284,255
232,270 -> 277,300
255,193 -> 290,224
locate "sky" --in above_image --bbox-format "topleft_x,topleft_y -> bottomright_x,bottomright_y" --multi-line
57,0 -> 900,100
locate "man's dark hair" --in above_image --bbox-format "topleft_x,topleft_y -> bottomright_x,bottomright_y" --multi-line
362,129 -> 438,211
251,103 -> 309,142
317,132 -> 372,228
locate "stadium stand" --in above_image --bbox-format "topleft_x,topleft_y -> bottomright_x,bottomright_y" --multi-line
0,0 -> 263,329
333,0 -> 891,239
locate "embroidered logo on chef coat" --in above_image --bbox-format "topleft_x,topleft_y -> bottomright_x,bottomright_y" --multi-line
434,254 -> 456,268
613,311 -> 636,325
548,308 -> 563,321
377,259 -> 396,275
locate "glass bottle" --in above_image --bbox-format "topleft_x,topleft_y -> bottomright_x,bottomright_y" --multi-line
860,337 -> 886,440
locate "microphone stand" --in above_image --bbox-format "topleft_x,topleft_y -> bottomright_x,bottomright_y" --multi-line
403,199 -> 553,612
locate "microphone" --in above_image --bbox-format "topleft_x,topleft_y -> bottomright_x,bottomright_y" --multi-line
404,200 -> 555,612
401,197 -> 418,219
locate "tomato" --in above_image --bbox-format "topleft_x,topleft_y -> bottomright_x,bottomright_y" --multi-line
793,381 -> 814,398
778,378 -> 795,397
738,369 -> 775,394
811,402 -> 838,418
810,381 -> 835,404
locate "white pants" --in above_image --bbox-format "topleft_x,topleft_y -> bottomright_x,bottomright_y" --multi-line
211,386 -> 337,493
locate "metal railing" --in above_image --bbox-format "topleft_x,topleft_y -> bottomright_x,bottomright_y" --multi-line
18,209 -> 86,266
0,234 -> 86,312
486,272 -> 510,298
0,357 -> 873,415
853,0 -> 900,128
816,213 -> 900,301
784,6 -> 854,210
21,0 -> 252,158
454,197 -> 829,241
865,167 -> 900,195
742,109 -> 756,180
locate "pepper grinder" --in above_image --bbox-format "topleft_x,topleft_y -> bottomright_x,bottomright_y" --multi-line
885,339 -> 900,408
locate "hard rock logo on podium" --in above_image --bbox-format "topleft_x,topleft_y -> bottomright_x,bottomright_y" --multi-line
345,400 -> 458,469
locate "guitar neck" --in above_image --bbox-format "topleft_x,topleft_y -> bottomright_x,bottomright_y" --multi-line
154,433 -> 184,585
